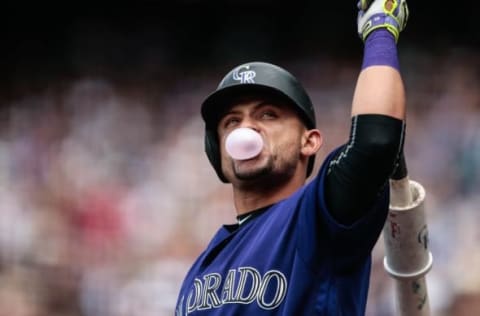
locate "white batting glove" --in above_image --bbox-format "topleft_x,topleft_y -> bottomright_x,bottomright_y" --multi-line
357,0 -> 409,42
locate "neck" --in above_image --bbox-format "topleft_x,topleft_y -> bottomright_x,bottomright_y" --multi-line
232,171 -> 306,215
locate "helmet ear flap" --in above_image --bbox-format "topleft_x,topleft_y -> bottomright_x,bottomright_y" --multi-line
205,128 -> 229,183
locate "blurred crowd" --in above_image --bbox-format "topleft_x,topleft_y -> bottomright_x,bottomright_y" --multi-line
0,49 -> 479,316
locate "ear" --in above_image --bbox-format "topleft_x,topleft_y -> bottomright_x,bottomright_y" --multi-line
301,129 -> 322,157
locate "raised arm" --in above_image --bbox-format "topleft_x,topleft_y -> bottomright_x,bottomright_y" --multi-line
324,0 -> 409,225
352,0 -> 409,119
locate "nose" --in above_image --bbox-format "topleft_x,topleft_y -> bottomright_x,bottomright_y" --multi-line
238,116 -> 259,132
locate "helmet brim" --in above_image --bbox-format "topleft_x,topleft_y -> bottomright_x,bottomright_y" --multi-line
201,84 -> 310,130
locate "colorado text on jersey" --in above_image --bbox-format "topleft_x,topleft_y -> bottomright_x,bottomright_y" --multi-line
176,267 -> 288,315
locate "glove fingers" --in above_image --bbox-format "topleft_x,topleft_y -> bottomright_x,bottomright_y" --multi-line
400,1 -> 409,28
358,0 -> 374,11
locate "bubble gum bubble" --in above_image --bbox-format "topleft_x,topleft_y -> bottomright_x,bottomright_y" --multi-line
225,128 -> 263,160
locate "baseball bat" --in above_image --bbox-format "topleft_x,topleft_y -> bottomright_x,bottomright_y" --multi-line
383,152 -> 433,315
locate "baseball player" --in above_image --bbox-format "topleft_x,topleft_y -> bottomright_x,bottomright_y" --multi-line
175,0 -> 409,314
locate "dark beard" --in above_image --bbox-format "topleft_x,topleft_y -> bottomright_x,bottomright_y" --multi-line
233,155 -> 298,190
234,162 -> 272,181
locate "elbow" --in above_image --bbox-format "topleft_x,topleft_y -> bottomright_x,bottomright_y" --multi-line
359,128 -> 404,173
352,114 -> 405,173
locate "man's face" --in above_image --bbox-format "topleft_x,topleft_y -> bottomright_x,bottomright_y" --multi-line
217,97 -> 308,185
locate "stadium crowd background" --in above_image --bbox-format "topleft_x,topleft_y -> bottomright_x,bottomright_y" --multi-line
0,2 -> 479,315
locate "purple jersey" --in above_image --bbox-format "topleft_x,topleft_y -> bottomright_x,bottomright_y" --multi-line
175,149 -> 389,315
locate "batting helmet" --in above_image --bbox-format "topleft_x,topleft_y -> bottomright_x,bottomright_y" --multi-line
201,61 -> 317,183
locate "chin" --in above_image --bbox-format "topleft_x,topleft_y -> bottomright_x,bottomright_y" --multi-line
233,158 -> 272,180
235,169 -> 270,181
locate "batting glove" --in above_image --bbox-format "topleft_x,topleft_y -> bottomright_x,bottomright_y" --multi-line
357,0 -> 409,42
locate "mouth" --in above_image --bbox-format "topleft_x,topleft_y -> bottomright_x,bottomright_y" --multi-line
234,151 -> 263,162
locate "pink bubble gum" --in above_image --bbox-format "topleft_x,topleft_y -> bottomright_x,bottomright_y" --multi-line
225,128 -> 263,160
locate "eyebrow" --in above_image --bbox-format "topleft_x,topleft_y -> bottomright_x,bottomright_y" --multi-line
225,100 -> 283,116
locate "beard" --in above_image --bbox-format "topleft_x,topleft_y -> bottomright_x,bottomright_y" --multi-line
233,157 -> 274,180
229,148 -> 299,187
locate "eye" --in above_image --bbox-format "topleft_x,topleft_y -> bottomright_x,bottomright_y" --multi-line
223,116 -> 241,128
260,110 -> 277,120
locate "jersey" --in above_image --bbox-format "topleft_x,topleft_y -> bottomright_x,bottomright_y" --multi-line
175,148 -> 390,315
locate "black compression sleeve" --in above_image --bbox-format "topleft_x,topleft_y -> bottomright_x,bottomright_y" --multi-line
325,114 -> 405,225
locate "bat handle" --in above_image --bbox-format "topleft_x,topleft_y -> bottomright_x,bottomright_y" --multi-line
391,151 -> 408,180
389,151 -> 412,207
